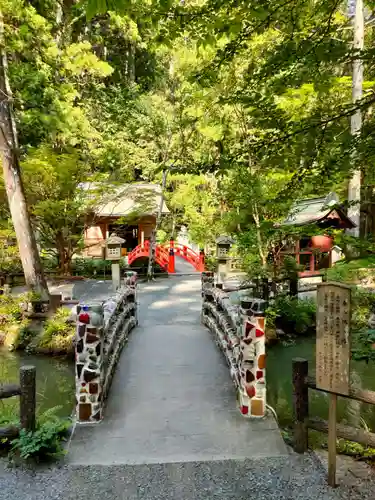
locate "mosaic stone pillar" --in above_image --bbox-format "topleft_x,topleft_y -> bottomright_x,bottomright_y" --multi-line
238,298 -> 266,418
75,304 -> 104,423
201,271 -> 214,292
124,271 -> 138,325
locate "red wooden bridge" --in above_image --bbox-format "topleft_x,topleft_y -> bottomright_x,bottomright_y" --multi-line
127,240 -> 205,273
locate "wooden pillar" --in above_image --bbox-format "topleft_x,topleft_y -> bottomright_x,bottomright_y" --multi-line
292,357 -> 309,453
20,365 -> 36,432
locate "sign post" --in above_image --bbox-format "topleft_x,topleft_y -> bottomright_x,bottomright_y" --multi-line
316,282 -> 352,487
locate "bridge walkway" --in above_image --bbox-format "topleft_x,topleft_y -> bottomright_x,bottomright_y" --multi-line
67,275 -> 286,465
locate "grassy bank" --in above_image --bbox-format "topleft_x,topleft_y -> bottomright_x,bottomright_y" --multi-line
0,295 -> 74,356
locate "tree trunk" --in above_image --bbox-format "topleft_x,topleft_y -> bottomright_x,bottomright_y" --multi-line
56,232 -> 72,275
252,202 -> 267,268
0,12 -> 49,299
347,0 -> 364,237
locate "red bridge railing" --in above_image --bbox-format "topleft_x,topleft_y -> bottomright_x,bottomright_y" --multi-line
127,240 -> 204,273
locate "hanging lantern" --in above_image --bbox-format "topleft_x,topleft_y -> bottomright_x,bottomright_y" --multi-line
310,235 -> 333,252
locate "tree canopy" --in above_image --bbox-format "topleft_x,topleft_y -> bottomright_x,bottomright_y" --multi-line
1,0 -> 375,277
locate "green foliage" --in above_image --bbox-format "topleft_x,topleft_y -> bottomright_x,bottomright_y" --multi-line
266,295 -> 316,335
3,0 -> 375,287
352,329 -> 375,364
71,258 -> 127,276
38,308 -> 74,352
352,287 -> 375,331
203,253 -> 217,272
11,406 -> 70,460
325,256 -> 375,283
0,229 -> 22,275
336,438 -> 375,461
0,294 -> 24,323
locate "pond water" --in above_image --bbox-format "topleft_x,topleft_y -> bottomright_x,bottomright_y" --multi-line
267,338 -> 375,433
0,348 -> 75,420
1,334 -> 374,435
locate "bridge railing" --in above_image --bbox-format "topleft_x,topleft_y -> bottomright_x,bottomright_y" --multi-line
128,240 -> 205,272
201,272 -> 266,418
74,272 -> 137,423
168,241 -> 205,272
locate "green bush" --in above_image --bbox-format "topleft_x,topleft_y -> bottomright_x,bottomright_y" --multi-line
351,328 -> 375,363
11,406 -> 70,460
0,229 -> 23,275
71,258 -> 128,277
40,255 -> 59,272
266,294 -> 316,335
13,321 -> 36,350
0,294 -> 25,322
0,294 -> 30,349
351,287 -> 375,331
204,254 -> 217,272
38,307 -> 74,352
325,255 -> 375,283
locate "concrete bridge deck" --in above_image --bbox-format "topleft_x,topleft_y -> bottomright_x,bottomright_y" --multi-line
68,275 -> 287,465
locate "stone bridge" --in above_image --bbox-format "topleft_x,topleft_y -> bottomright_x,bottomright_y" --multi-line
68,272 -> 287,465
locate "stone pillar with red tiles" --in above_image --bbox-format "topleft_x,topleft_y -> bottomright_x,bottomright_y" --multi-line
75,304 -> 104,423
238,298 -> 266,418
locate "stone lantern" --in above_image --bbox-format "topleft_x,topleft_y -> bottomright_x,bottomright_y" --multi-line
216,235 -> 234,283
105,233 -> 125,291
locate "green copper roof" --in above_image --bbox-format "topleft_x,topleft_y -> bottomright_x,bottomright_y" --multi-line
281,192 -> 355,227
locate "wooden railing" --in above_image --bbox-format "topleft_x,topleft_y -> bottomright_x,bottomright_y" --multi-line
292,358 -> 375,452
0,366 -> 36,438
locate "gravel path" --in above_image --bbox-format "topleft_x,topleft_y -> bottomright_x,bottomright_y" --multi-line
1,453 -> 374,500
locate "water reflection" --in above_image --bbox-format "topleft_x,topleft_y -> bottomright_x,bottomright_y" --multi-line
0,348 -> 75,418
267,338 -> 375,432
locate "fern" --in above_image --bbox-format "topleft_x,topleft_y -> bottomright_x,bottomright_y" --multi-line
11,416 -> 71,460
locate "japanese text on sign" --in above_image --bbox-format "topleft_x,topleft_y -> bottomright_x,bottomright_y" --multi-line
316,282 -> 351,396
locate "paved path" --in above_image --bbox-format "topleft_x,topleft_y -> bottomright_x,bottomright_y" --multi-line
174,255 -> 200,274
68,275 -> 287,465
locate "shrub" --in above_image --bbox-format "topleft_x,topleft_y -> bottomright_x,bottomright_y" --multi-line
71,258 -> 127,277
11,406 -> 70,460
266,294 -> 316,335
0,294 -> 29,348
325,255 -> 375,283
204,254 -> 217,272
351,287 -> 375,331
351,328 -> 375,363
0,229 -> 22,275
38,307 -> 74,352
0,294 -> 25,322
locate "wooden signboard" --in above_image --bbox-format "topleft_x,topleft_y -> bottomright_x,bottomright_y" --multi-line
316,282 -> 351,396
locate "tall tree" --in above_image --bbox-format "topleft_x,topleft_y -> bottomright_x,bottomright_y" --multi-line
0,10 -> 49,297
347,0 -> 364,237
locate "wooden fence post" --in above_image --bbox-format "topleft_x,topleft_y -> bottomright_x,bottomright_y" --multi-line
289,277 -> 298,297
261,278 -> 269,301
20,365 -> 36,432
293,358 -> 309,453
